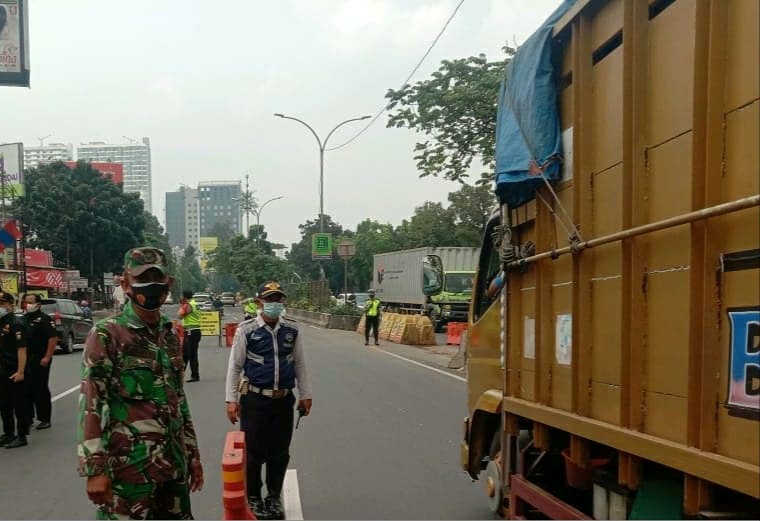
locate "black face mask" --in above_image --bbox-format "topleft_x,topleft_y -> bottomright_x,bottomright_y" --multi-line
129,283 -> 168,311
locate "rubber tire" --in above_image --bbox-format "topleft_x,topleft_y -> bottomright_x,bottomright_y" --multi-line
61,332 -> 74,354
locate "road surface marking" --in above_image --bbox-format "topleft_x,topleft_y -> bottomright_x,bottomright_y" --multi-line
374,349 -> 467,383
52,384 -> 80,402
283,468 -> 303,520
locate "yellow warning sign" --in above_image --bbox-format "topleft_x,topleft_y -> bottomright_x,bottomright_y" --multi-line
200,311 -> 221,336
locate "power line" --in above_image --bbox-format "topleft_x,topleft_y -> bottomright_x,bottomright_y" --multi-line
326,0 -> 466,151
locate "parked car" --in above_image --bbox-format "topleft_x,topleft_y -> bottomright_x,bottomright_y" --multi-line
220,292 -> 236,306
40,298 -> 93,354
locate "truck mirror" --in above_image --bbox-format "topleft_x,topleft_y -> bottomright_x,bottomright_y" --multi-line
422,255 -> 444,296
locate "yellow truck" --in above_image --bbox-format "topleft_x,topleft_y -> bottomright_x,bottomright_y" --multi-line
423,0 -> 759,518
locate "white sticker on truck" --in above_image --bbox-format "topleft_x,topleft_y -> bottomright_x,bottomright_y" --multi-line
524,316 -> 535,360
556,313 -> 572,366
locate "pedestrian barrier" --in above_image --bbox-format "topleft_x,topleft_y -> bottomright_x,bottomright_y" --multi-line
446,322 -> 468,345
356,313 -> 437,346
222,431 -> 256,520
225,322 -> 239,348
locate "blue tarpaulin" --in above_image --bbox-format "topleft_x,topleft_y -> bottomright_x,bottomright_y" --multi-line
494,0 -> 575,208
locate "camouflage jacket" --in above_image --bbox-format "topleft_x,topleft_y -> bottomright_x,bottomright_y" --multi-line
77,301 -> 200,483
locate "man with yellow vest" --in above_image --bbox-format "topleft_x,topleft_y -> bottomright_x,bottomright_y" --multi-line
179,290 -> 202,382
242,298 -> 258,320
364,289 -> 382,346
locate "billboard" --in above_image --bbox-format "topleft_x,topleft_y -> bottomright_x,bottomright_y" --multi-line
199,236 -> 218,271
65,161 -> 124,185
0,0 -> 30,87
0,142 -> 24,196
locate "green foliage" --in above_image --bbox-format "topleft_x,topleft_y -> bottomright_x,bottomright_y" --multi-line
209,231 -> 289,296
385,49 -> 514,183
176,245 -> 206,294
208,219 -> 237,245
18,161 -> 146,278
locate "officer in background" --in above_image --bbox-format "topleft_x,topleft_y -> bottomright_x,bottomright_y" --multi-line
242,297 -> 258,320
0,292 -> 29,448
22,293 -> 58,430
78,247 -> 203,519
364,289 -> 382,346
225,281 -> 312,520
178,290 -> 202,382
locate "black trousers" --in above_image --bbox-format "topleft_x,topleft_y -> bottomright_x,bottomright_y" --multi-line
365,316 -> 380,343
0,369 -> 30,438
240,392 -> 295,499
183,329 -> 201,379
28,360 -> 52,424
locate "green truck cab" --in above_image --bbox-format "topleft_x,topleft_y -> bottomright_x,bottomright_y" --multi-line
430,270 -> 475,330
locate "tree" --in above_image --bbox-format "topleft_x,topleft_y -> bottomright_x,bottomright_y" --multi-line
286,215 -> 348,292
447,183 -> 495,246
141,212 -> 172,254
18,161 -> 146,279
349,219 -> 397,292
176,246 -> 206,293
209,232 -> 288,296
396,202 -> 458,249
385,49 -> 514,183
209,219 -> 237,245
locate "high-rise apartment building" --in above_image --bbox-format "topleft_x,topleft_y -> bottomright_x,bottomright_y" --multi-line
77,137 -> 152,212
23,143 -> 73,169
198,181 -> 241,236
165,186 -> 199,252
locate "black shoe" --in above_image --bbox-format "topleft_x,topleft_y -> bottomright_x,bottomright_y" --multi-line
374,342 -> 380,346
0,434 -> 13,447
364,342 -> 369,346
265,496 -> 284,520
36,422 -> 51,430
5,436 -> 28,448
186,377 -> 200,383
247,496 -> 271,520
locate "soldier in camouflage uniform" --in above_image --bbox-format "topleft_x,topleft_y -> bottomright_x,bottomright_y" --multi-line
78,247 -> 204,520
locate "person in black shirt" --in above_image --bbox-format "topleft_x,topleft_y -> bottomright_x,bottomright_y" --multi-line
0,292 -> 30,448
22,293 -> 58,430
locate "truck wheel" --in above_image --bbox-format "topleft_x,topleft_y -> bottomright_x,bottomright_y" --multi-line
485,429 -> 505,515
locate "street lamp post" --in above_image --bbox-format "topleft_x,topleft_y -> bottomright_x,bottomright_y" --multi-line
252,195 -> 283,247
274,113 -> 370,232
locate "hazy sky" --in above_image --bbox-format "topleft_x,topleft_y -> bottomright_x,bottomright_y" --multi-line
4,0 -> 559,247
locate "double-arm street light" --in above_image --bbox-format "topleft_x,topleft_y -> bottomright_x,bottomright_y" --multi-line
252,195 -> 283,247
274,113 -> 370,232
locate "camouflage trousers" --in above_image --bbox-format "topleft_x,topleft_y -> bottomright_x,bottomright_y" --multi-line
95,478 -> 193,520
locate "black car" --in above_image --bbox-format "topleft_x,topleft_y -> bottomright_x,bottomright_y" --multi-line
40,298 -> 93,353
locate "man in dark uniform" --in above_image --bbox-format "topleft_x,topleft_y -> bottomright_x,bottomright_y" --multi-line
23,293 -> 58,430
0,292 -> 30,448
225,281 -> 312,520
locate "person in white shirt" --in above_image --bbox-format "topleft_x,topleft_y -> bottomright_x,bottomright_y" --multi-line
224,281 -> 312,520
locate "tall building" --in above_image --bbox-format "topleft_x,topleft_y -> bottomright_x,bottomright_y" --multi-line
77,137 -> 152,212
165,186 -> 199,252
23,143 -> 73,169
198,181 -> 242,236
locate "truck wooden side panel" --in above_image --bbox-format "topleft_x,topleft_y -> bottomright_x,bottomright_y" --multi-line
492,0 -> 758,502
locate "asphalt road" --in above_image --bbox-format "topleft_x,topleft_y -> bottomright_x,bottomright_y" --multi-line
0,305 -> 490,520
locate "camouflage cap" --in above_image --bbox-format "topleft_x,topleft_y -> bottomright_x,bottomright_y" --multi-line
124,247 -> 169,278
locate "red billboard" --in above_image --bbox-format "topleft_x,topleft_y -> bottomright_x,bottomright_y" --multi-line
27,268 -> 65,288
24,249 -> 53,267
65,161 -> 123,185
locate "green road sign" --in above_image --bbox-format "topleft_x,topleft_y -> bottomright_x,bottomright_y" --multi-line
312,233 -> 332,260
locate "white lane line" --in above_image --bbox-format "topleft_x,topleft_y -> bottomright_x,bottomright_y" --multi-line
52,384 -> 80,402
373,348 -> 467,383
283,468 -> 303,520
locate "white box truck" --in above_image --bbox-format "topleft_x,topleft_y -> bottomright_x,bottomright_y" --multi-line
372,247 -> 480,328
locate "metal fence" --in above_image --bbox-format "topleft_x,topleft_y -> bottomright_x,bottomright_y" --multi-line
284,280 -> 330,309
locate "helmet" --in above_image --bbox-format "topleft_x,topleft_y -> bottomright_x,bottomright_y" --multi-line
368,288 -> 376,295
